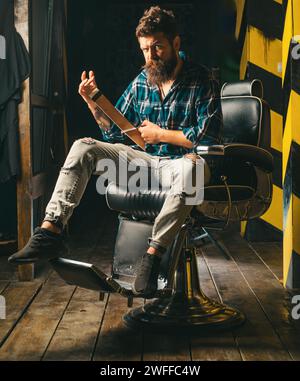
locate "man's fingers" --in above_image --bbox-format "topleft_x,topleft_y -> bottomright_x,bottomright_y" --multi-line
79,77 -> 92,93
79,71 -> 98,99
86,77 -> 95,86
78,81 -> 86,93
78,80 -> 88,94
81,71 -> 87,81
79,79 -> 88,90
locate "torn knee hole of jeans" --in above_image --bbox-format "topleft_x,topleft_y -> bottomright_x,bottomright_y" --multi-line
60,166 -> 77,174
170,191 -> 186,201
61,167 -> 71,175
61,166 -> 81,174
80,137 -> 96,145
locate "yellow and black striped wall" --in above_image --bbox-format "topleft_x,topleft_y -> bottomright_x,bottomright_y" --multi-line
282,0 -> 300,288
234,0 -> 300,288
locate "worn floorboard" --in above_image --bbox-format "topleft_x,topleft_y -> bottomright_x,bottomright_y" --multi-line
219,233 -> 300,361
189,255 -> 242,361
143,332 -> 191,361
201,239 -> 292,361
43,241 -> 114,361
0,281 -> 9,294
92,293 -> 144,361
0,226 -> 101,361
249,242 -> 283,282
43,287 -> 108,361
0,281 -> 43,351
0,273 -> 76,360
0,224 -> 297,361
75,220 -> 145,362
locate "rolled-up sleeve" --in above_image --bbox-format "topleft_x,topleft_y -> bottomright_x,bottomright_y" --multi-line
182,77 -> 222,147
101,82 -> 140,143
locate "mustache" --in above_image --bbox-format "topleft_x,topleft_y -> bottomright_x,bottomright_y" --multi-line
142,59 -> 165,71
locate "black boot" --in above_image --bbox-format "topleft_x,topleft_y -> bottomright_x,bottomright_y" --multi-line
8,227 -> 67,264
132,253 -> 161,298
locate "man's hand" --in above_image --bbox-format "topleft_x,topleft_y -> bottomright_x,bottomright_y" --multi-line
138,120 -> 163,144
139,120 -> 193,148
78,70 -> 111,130
78,70 -> 98,104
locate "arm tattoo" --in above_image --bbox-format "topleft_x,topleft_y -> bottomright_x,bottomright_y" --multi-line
90,104 -> 111,130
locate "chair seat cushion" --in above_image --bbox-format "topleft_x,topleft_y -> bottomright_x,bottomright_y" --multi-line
106,183 -> 167,220
106,182 -> 255,220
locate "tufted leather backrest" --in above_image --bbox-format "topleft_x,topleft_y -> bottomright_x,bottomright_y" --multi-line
220,80 -> 271,150
106,80 -> 273,219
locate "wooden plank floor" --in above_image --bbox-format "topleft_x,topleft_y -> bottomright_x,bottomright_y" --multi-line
0,222 -> 299,361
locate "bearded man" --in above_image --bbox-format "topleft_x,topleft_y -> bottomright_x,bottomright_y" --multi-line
9,6 -> 222,298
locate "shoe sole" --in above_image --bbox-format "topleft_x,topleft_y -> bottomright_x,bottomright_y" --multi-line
8,250 -> 66,265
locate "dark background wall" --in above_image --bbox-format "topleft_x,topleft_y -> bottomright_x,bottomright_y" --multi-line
65,0 -> 240,234
67,0 -> 238,141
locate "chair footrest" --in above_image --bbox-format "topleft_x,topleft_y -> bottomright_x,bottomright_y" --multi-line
50,257 -> 168,298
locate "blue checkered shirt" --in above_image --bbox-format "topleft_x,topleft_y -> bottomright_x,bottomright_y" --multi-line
101,53 -> 222,158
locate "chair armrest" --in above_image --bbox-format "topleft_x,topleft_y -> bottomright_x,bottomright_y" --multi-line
196,143 -> 273,173
196,145 -> 225,156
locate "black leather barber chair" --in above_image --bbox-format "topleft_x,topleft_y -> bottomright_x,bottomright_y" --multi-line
51,80 -> 273,331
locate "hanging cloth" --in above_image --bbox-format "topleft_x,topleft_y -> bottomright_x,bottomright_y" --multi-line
0,0 -> 30,182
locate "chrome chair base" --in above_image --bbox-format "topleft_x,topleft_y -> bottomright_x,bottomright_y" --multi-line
123,292 -> 245,332
124,229 -> 245,332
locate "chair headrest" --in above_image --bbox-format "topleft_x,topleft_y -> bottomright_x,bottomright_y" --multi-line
221,79 -> 263,98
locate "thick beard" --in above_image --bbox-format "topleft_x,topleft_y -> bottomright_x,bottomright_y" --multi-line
143,50 -> 178,86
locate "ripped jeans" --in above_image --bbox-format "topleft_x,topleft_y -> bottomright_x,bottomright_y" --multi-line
43,138 -> 210,252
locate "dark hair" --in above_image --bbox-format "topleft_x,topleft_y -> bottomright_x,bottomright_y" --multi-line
135,6 -> 178,42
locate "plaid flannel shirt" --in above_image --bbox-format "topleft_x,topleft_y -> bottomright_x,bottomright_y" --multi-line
101,53 -> 222,158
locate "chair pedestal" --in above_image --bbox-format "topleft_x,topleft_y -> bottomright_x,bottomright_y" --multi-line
123,246 -> 245,331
